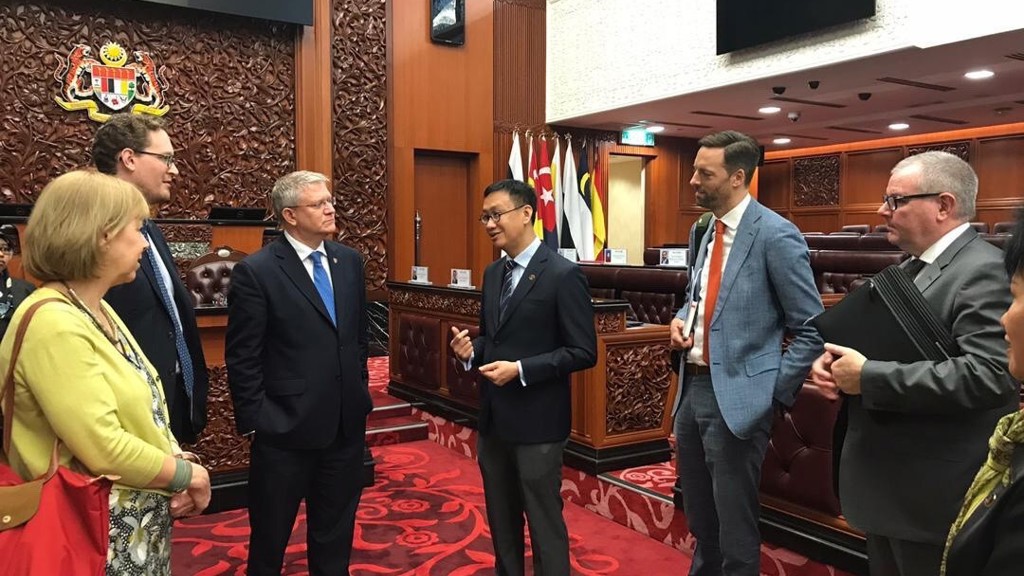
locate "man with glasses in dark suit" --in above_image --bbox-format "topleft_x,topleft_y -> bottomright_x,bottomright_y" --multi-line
811,151 -> 1019,576
450,179 -> 597,575
94,113 -> 209,445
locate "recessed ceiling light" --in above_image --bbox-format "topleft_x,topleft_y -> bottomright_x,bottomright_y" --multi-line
772,137 -> 791,145
964,69 -> 995,80
645,125 -> 665,133
889,122 -> 910,130
759,106 -> 782,114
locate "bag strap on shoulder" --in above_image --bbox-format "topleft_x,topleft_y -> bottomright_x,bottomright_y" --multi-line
2,297 -> 65,457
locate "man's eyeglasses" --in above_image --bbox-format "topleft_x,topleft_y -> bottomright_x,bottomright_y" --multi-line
479,205 -> 525,225
134,150 -> 176,168
881,192 -> 943,212
288,199 -> 336,211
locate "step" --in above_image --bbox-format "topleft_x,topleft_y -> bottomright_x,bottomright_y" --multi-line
369,389 -> 412,422
365,415 -> 428,447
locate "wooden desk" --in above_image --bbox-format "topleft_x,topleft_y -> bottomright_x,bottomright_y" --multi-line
386,281 -> 676,473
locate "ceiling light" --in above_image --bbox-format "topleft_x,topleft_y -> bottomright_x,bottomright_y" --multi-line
964,69 -> 994,80
645,125 -> 665,133
758,106 -> 781,114
889,122 -> 910,130
772,137 -> 791,145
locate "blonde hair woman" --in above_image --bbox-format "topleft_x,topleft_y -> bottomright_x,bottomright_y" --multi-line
0,170 -> 211,575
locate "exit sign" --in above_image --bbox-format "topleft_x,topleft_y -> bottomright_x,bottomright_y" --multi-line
620,128 -> 655,146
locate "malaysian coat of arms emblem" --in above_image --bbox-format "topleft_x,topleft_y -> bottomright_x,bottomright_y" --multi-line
54,42 -> 170,122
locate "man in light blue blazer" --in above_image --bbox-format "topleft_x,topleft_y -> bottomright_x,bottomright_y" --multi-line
669,131 -> 823,576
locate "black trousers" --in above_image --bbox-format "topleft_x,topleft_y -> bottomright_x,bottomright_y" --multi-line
866,533 -> 943,576
477,433 -> 569,576
246,430 -> 366,576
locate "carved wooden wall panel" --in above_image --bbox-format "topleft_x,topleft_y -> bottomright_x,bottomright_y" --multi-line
605,343 -> 672,434
907,141 -> 970,161
793,155 -> 840,207
331,0 -> 387,290
390,287 -> 482,318
184,364 -> 250,472
0,0 -> 296,216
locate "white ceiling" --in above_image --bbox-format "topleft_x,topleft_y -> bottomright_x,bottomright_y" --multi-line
555,28 -> 1024,150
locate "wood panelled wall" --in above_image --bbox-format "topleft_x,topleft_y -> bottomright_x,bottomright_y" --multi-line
386,0 -> 495,288
761,123 -> 1024,233
0,0 -> 296,215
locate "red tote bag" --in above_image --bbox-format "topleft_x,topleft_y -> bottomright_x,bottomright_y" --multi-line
0,298 -> 111,576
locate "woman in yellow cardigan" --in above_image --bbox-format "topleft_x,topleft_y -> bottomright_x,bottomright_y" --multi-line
0,170 -> 211,575
941,211 -> 1024,576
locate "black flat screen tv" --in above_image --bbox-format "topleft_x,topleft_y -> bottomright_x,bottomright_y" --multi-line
717,0 -> 876,55
136,0 -> 313,26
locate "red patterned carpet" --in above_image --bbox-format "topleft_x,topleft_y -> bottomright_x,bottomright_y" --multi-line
171,440 -> 691,575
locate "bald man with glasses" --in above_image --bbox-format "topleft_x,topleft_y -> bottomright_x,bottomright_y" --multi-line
811,151 -> 1019,576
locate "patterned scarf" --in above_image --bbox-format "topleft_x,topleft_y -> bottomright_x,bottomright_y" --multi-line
941,409 -> 1024,575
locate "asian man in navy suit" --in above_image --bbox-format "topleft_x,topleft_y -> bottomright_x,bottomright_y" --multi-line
450,179 -> 597,576
226,171 -> 371,576
669,131 -> 824,576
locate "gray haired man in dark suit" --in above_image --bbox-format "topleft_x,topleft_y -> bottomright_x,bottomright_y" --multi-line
812,151 -> 1019,576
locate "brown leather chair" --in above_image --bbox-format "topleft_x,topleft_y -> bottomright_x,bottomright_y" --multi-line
839,224 -> 870,234
993,221 -> 1016,234
185,246 -> 247,307
969,221 -> 990,234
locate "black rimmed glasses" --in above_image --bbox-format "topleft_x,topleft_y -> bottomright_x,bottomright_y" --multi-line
479,205 -> 525,225
133,150 -> 176,167
881,192 -> 943,211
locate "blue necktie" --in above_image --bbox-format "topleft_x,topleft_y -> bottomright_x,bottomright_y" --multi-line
144,228 -> 194,400
499,257 -> 516,321
311,252 -> 336,326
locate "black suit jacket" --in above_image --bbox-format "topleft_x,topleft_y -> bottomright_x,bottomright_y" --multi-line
0,275 -> 35,342
104,222 -> 209,443
945,444 -> 1024,576
471,242 -> 597,444
225,236 -> 371,449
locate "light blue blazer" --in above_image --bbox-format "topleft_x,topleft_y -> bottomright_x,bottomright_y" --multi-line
672,200 -> 823,439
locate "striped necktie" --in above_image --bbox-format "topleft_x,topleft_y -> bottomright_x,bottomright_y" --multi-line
499,257 -> 516,320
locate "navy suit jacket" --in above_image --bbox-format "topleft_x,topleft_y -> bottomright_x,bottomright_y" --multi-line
104,222 -> 209,443
225,236 -> 371,449
471,242 -> 597,444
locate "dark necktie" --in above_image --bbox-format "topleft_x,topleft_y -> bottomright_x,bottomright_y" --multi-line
904,257 -> 927,279
499,257 -> 516,320
310,252 -> 336,326
143,226 -> 194,400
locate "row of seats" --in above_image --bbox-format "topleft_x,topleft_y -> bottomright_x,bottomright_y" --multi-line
841,221 -> 1015,234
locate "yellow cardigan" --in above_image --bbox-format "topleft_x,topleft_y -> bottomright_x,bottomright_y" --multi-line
0,288 -> 178,489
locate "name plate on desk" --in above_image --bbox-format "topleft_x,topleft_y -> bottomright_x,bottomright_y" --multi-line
448,268 -> 475,289
410,266 -> 432,284
558,248 -> 578,262
660,248 -> 688,267
604,248 -> 627,264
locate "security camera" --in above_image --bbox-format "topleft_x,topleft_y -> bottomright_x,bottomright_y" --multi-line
787,111 -> 801,122
808,80 -> 820,90
772,86 -> 786,95
858,92 -> 872,101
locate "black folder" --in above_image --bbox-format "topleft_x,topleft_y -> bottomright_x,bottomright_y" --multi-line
809,264 -> 958,363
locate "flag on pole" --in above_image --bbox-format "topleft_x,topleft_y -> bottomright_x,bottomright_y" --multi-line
536,138 -> 558,249
590,145 -> 607,256
563,142 -> 594,260
508,131 -> 524,182
551,138 -> 562,240
526,136 -> 544,240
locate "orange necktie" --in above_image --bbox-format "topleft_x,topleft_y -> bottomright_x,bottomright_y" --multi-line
702,219 -> 726,365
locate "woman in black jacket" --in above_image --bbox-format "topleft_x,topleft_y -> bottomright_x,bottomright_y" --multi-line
942,213 -> 1024,576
